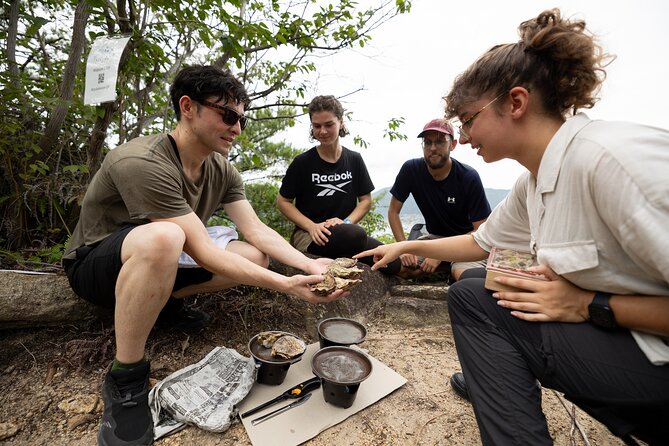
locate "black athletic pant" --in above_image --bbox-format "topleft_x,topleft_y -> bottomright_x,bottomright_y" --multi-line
448,275 -> 669,445
306,223 -> 401,275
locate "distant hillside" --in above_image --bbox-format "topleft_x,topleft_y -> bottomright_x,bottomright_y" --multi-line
371,186 -> 510,235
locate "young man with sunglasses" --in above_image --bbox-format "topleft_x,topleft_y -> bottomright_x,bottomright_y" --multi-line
62,65 -> 344,446
388,118 -> 491,281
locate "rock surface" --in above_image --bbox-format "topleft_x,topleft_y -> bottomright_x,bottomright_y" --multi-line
0,271 -> 99,329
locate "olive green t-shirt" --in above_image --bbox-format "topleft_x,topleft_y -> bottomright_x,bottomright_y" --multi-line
63,134 -> 245,260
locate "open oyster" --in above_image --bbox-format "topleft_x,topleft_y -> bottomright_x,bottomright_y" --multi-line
271,335 -> 306,359
333,276 -> 362,291
310,258 -> 363,295
329,257 -> 358,268
310,273 -> 337,296
256,331 -> 282,348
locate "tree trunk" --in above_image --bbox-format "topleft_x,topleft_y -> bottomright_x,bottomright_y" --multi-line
37,1 -> 91,156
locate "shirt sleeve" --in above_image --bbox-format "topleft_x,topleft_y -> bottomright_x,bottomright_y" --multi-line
354,152 -> 375,196
473,173 -> 533,253
592,150 -> 669,284
465,170 -> 492,222
389,161 -> 412,202
220,161 -> 246,204
279,156 -> 301,199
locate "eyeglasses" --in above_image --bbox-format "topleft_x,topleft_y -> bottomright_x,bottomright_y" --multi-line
199,100 -> 248,130
456,92 -> 506,140
422,138 -> 449,150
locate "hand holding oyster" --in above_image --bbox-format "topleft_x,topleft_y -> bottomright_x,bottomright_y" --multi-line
310,257 -> 363,296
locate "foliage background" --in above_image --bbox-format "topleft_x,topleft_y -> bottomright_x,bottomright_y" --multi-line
0,0 -> 410,265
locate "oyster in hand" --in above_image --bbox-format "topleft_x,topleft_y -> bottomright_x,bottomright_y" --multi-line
333,276 -> 362,291
310,258 -> 364,295
329,257 -> 358,268
271,335 -> 306,359
310,273 -> 337,296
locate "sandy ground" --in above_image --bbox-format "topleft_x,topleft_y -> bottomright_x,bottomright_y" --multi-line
0,291 -> 624,446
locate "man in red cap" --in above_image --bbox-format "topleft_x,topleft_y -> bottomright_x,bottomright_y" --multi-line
388,118 -> 491,281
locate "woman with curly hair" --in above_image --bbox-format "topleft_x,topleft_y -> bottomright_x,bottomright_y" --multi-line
356,9 -> 669,444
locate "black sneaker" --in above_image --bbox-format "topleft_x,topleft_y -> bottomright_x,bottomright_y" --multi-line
450,372 -> 470,401
156,298 -> 211,332
98,362 -> 153,446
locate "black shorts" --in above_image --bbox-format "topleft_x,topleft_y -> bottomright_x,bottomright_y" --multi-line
64,225 -> 213,308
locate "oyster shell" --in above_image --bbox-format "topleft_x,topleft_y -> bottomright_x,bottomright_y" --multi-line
310,258 -> 364,295
329,257 -> 358,268
256,331 -> 282,348
271,335 -> 306,359
310,273 -> 336,296
327,263 -> 363,279
333,276 -> 362,291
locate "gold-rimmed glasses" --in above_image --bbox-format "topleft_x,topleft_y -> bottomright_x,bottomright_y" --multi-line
456,92 -> 506,140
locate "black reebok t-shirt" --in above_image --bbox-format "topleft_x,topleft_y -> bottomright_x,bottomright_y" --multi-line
279,147 -> 374,223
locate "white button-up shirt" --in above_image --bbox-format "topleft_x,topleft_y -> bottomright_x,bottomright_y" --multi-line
474,113 -> 669,364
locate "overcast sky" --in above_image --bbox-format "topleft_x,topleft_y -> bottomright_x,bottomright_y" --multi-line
277,0 -> 669,190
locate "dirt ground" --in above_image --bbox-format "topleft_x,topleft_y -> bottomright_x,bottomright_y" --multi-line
0,288 -> 624,446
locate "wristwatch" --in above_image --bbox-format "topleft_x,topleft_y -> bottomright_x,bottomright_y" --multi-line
343,218 -> 352,224
588,291 -> 616,329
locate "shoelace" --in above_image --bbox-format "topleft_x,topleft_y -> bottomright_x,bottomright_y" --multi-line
121,392 -> 139,408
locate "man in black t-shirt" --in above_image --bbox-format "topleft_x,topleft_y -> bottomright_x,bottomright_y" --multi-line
389,118 -> 491,280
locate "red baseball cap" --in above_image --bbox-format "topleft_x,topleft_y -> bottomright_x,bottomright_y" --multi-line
417,118 -> 455,138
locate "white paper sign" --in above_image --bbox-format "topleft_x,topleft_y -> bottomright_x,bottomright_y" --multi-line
84,35 -> 131,105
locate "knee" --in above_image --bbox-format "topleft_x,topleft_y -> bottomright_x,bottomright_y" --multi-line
344,224 -> 368,250
447,278 -> 486,322
141,222 -> 186,264
226,240 -> 269,268
255,251 -> 270,269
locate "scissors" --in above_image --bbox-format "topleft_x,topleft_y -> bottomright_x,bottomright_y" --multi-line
251,393 -> 312,426
240,376 -> 321,418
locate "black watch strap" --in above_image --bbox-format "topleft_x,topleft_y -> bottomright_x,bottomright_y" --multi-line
588,291 -> 616,329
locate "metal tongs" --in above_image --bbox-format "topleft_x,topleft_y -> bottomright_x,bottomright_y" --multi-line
250,393 -> 312,426
240,376 -> 321,419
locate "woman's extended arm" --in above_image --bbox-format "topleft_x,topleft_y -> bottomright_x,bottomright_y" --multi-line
354,233 -> 488,270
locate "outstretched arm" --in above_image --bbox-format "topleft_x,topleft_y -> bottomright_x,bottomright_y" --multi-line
354,233 -> 488,271
157,210 -> 342,303
388,197 -> 418,268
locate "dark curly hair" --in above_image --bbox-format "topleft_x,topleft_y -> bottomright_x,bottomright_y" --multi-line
308,95 -> 350,138
444,9 -> 614,120
169,65 -> 250,120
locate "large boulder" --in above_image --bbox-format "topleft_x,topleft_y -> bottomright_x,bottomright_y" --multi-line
0,259 -> 400,331
0,270 -> 100,329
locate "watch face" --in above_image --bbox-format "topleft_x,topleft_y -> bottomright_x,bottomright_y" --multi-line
589,304 -> 616,329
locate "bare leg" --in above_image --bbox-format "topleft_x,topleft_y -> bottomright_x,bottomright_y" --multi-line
172,240 -> 269,298
115,222 -> 186,363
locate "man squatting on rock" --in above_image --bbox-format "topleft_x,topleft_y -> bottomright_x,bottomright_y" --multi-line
62,65 -> 345,446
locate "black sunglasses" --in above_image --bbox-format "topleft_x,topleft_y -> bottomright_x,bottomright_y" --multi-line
199,100 -> 248,130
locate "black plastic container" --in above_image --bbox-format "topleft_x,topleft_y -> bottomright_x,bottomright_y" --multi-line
248,331 -> 305,385
317,317 -> 367,348
311,346 -> 373,408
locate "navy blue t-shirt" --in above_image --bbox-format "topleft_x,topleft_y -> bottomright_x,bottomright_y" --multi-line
280,147 -> 374,223
390,158 -> 491,237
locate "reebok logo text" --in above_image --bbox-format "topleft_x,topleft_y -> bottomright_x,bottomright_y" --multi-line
311,172 -> 353,183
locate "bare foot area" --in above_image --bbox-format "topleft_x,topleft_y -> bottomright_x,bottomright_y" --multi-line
0,289 -> 623,445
